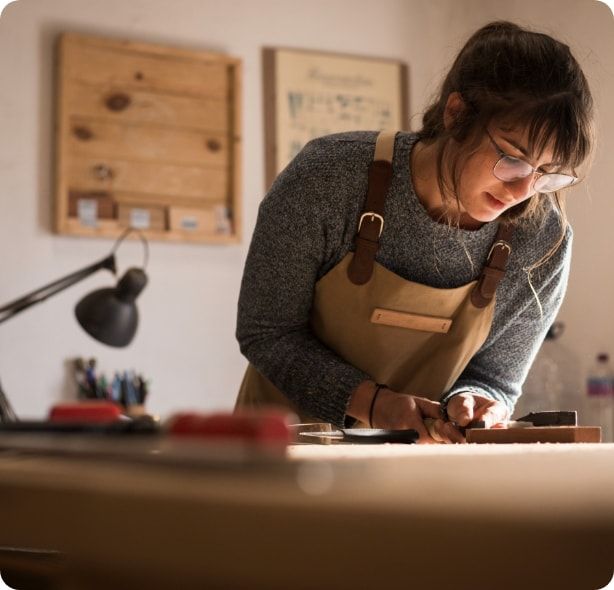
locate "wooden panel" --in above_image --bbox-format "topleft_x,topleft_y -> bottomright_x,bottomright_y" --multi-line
67,156 -> 227,202
65,83 -> 228,132
61,35 -> 229,99
466,426 -> 602,444
55,32 -> 241,244
67,118 -> 228,166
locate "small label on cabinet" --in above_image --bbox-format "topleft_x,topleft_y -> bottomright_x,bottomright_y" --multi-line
129,208 -> 151,229
77,199 -> 98,227
180,216 -> 199,230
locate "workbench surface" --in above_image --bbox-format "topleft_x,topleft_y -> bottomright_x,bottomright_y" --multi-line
0,440 -> 612,590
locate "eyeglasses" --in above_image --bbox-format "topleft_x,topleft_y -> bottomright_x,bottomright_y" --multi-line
486,131 -> 577,193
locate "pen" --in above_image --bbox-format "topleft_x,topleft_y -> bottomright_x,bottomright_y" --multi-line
125,371 -> 137,407
85,358 -> 97,398
111,373 -> 122,403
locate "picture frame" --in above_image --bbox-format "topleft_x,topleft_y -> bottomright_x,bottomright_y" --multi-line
263,47 -> 409,189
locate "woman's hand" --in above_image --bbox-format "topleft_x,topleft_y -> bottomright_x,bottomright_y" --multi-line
347,381 -> 465,443
371,389 -> 464,444
445,393 -> 509,429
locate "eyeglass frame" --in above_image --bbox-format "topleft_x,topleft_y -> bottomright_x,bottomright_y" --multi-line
485,130 -> 578,194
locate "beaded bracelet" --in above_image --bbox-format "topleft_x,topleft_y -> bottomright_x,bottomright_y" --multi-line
368,383 -> 387,428
440,396 -> 451,422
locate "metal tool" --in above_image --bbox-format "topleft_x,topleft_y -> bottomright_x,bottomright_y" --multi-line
462,410 -> 578,433
299,428 -> 420,444
515,411 -> 577,426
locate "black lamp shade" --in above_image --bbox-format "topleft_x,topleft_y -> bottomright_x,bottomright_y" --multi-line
75,268 -> 147,347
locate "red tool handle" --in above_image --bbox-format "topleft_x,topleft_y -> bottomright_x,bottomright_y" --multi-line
167,410 -> 291,446
49,401 -> 123,423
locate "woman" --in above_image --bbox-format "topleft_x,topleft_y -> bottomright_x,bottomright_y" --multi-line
235,21 -> 594,443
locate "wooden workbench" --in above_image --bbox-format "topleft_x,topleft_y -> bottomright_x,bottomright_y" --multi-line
0,438 -> 613,590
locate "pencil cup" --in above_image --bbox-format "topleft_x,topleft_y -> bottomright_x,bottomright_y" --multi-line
124,404 -> 147,418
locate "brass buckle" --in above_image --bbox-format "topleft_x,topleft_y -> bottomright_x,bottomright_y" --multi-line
358,212 -> 384,237
488,240 -> 512,259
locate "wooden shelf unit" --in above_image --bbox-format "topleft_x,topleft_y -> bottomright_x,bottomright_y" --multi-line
54,32 -> 242,244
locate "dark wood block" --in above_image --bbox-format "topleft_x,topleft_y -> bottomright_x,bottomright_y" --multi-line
466,426 -> 601,444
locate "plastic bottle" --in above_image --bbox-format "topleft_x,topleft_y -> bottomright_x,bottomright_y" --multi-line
586,353 -> 614,442
516,322 -> 578,417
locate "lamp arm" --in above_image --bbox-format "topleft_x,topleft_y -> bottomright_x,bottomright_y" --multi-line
0,254 -> 116,324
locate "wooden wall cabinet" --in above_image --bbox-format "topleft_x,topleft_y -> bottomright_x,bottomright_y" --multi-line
55,33 -> 242,243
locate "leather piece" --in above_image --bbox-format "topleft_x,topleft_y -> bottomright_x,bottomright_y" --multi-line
370,308 -> 453,334
347,159 -> 394,285
471,224 -> 514,308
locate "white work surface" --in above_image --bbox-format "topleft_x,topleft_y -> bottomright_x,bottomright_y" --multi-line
0,439 -> 612,590
290,442 -> 614,525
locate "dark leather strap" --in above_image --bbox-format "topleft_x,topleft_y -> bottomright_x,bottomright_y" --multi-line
348,131 -> 514,300
471,224 -> 514,308
347,159 -> 394,285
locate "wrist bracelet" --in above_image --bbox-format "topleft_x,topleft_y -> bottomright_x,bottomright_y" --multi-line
368,383 -> 387,428
440,396 -> 451,422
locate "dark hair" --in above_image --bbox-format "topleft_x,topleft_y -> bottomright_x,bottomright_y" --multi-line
418,21 -> 594,246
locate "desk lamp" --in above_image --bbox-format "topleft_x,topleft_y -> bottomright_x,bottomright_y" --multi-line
0,228 -> 149,422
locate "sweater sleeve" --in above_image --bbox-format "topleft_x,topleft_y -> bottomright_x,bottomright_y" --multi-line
441,225 -> 573,415
236,138 -> 371,426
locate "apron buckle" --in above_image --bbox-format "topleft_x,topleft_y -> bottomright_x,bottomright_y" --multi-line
358,212 -> 384,237
488,240 -> 511,259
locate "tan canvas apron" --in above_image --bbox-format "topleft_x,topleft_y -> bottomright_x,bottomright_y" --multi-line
236,131 -> 513,423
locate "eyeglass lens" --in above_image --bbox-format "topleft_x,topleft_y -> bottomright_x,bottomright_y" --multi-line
494,157 -> 575,193
534,173 -> 575,193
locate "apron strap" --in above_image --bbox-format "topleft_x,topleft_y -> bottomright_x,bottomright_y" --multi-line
471,224 -> 514,308
347,131 -> 397,285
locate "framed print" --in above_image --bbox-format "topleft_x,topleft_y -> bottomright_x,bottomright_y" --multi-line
263,47 -> 409,189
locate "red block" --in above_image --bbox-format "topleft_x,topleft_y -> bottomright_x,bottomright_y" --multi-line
49,401 -> 123,423
167,411 -> 291,446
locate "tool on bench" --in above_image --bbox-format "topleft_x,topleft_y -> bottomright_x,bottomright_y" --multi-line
460,410 -> 578,434
513,411 -> 577,426
298,428 -> 420,444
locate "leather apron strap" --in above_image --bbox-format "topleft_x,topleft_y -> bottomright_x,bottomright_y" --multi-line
347,131 -> 396,285
471,224 -> 514,308
348,129 -> 515,301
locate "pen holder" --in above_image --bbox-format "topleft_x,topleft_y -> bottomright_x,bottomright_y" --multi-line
123,404 -> 147,418
72,357 -> 151,414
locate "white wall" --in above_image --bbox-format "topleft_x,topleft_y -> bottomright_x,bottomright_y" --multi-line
0,0 -> 438,418
0,0 -> 611,420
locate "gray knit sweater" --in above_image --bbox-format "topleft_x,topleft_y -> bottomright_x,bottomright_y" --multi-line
236,131 -> 571,427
